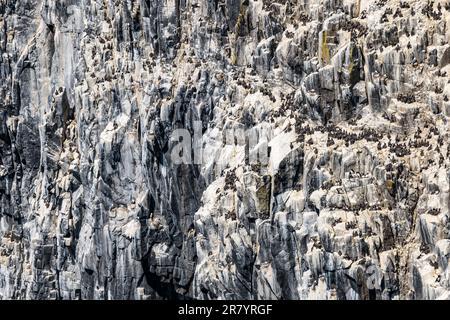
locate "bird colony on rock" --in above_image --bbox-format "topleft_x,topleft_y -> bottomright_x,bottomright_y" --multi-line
0,0 -> 449,300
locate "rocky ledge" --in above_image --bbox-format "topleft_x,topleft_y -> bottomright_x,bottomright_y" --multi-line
0,0 -> 449,300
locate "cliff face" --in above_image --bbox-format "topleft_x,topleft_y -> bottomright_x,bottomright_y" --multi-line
0,0 -> 449,300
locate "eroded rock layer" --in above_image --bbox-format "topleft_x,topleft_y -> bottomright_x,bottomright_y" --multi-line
0,0 -> 449,300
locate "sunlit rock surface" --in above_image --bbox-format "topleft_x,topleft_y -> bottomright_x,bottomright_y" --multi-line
0,0 -> 449,300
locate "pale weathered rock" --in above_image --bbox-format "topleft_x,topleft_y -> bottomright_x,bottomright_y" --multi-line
0,0 -> 449,300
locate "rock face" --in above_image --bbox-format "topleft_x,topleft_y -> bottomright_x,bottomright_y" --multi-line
0,0 -> 449,300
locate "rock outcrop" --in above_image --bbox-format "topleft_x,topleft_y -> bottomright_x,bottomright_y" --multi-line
0,0 -> 449,300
